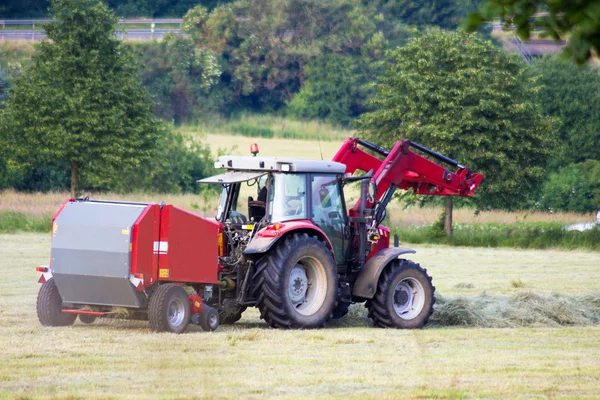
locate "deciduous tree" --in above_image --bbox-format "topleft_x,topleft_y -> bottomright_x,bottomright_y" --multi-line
0,0 -> 162,197
358,29 -> 556,235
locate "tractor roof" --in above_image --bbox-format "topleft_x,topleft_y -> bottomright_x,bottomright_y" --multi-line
213,155 -> 346,174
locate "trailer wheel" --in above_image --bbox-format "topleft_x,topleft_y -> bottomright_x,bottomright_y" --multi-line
367,260 -> 435,329
148,284 -> 190,334
219,306 -> 246,325
199,307 -> 219,332
36,278 -> 76,327
252,233 -> 337,329
79,314 -> 97,324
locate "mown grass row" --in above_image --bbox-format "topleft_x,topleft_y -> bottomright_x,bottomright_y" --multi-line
340,291 -> 600,328
395,222 -> 600,251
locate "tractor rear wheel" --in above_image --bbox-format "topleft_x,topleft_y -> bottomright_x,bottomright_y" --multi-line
219,306 -> 246,325
367,260 -> 435,329
148,284 -> 190,334
252,233 -> 337,329
36,278 -> 76,327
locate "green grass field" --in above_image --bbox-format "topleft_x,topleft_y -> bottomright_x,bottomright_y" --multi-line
1,233 -> 599,399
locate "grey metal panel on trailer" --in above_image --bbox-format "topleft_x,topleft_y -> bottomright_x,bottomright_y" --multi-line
51,201 -> 149,308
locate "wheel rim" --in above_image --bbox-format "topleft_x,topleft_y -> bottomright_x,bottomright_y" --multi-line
392,278 -> 425,320
168,297 -> 186,327
287,256 -> 328,316
208,312 -> 218,329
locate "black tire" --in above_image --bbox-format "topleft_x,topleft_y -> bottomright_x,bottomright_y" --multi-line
36,278 -> 76,327
367,260 -> 435,329
331,302 -> 350,319
148,284 -> 190,334
79,314 -> 97,324
199,307 -> 220,331
252,233 -> 337,329
218,306 -> 246,325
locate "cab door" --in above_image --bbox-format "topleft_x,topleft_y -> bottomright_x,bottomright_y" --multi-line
309,174 -> 348,265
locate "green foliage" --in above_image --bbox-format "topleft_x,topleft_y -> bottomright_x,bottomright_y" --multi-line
358,29 -> 556,211
526,56 -> 600,168
540,160 -> 600,214
111,131 -> 217,194
466,0 -> 600,65
184,0 -> 414,115
379,0 -> 465,30
0,211 -> 51,233
134,34 -> 221,124
396,222 -> 600,250
0,0 -> 163,196
0,0 -> 230,18
287,54 -> 374,126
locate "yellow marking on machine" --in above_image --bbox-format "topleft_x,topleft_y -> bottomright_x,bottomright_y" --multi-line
122,229 -> 130,235
159,269 -> 169,278
242,224 -> 254,230
53,223 -> 58,233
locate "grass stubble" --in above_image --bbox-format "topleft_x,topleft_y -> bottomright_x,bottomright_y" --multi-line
0,234 -> 599,399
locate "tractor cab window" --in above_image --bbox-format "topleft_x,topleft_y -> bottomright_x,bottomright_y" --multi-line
269,173 -> 307,222
311,174 -> 347,263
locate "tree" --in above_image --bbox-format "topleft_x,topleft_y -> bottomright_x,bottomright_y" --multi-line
466,0 -> 600,65
358,29 -> 556,236
0,0 -> 162,197
287,54 -> 375,126
135,34 -> 221,124
525,56 -> 600,168
378,0 -> 465,30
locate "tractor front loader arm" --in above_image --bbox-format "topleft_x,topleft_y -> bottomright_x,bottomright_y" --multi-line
333,137 -> 484,216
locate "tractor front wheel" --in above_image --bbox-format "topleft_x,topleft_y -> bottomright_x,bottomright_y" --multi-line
36,278 -> 76,327
367,260 -> 435,329
148,284 -> 190,334
252,233 -> 337,329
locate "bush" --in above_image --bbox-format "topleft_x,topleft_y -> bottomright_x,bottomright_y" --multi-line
539,160 -> 600,213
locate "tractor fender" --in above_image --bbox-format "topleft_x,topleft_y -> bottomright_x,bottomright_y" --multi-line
243,220 -> 335,259
352,247 -> 416,299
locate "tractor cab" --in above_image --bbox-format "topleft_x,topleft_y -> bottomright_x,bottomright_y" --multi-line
197,154 -> 348,263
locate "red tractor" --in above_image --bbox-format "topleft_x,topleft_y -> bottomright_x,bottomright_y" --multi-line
36,138 -> 482,333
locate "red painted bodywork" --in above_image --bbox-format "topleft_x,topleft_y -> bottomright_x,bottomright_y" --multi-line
367,225 -> 390,261
62,309 -> 105,316
189,293 -> 204,314
253,220 -> 335,259
333,138 -> 484,213
157,205 -> 220,284
130,204 -> 160,289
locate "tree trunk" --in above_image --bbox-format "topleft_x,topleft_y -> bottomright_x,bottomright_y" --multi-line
444,197 -> 453,237
70,162 -> 79,199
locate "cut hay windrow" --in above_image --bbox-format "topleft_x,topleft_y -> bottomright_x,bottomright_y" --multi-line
336,292 -> 600,328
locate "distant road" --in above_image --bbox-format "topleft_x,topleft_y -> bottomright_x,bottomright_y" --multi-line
0,18 -> 183,41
